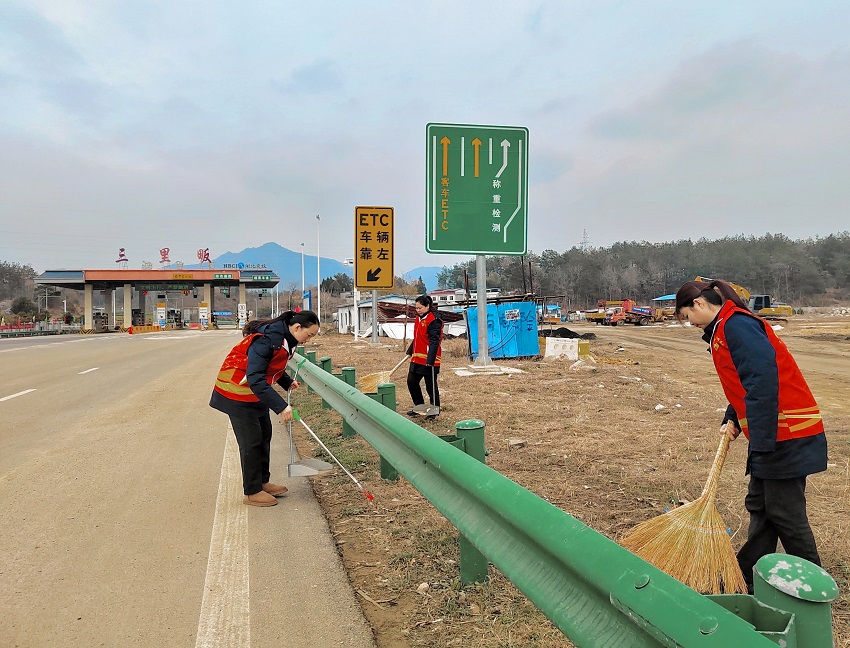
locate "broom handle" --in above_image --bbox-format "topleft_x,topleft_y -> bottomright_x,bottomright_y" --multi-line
388,355 -> 409,378
700,430 -> 732,501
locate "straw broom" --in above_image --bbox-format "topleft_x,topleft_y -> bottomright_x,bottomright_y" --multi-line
620,428 -> 748,594
358,356 -> 409,393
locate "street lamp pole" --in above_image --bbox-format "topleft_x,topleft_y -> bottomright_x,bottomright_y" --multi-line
300,242 -> 305,310
316,214 -> 321,324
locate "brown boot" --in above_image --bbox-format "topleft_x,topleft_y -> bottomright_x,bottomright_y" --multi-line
262,482 -> 289,497
243,491 -> 278,507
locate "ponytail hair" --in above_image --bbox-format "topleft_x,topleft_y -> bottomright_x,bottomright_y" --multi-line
414,294 -> 436,311
243,309 -> 319,337
674,279 -> 749,321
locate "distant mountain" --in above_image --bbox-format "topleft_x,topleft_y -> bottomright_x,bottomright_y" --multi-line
186,242 -> 447,291
403,266 -> 446,291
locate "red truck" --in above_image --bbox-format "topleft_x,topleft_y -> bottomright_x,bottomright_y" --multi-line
604,299 -> 665,326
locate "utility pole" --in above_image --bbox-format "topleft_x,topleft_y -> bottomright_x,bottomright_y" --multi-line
316,214 -> 321,324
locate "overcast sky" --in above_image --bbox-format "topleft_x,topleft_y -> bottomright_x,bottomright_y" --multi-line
2,1 -> 849,275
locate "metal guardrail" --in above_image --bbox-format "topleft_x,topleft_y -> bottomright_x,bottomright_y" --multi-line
291,353 -> 813,647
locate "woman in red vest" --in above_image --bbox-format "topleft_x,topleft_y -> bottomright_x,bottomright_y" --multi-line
210,310 -> 319,506
405,295 -> 443,419
675,279 -> 827,592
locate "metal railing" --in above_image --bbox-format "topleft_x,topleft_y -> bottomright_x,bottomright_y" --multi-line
292,352 -> 836,648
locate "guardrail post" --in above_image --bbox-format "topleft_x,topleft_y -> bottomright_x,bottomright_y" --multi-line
319,356 -> 333,409
754,554 -> 838,647
376,383 -> 399,481
340,368 -> 357,438
377,382 -> 397,412
455,418 -> 486,463
455,419 -> 488,584
305,350 -> 317,392
289,346 -> 306,379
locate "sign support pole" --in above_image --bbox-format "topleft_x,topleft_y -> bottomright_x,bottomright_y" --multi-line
473,255 -> 491,365
372,289 -> 379,344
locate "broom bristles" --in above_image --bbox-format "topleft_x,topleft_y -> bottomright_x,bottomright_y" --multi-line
358,370 -> 391,393
358,356 -> 409,393
620,432 -> 748,594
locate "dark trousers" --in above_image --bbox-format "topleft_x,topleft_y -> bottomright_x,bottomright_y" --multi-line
228,410 -> 273,496
407,365 -> 440,407
737,475 -> 820,590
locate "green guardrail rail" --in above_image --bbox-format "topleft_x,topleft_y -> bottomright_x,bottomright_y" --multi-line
291,352 -> 837,648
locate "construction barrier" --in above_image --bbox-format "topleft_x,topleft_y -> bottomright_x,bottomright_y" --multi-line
126,326 -> 164,334
292,352 -> 838,648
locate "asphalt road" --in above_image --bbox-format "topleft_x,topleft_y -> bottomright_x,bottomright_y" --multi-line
0,331 -> 375,648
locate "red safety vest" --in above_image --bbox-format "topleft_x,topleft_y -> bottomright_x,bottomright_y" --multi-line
411,311 -> 442,367
213,333 -> 291,402
710,301 -> 823,441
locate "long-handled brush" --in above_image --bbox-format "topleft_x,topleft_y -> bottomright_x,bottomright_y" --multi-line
620,428 -> 747,594
292,409 -> 374,502
358,355 -> 409,393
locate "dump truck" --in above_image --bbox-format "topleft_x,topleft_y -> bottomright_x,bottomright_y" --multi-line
585,299 -> 664,326
584,299 -> 625,325
604,299 -> 666,326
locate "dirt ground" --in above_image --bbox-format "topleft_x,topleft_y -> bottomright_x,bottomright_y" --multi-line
293,314 -> 850,648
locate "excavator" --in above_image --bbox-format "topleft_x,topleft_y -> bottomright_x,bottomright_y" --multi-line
694,276 -> 796,320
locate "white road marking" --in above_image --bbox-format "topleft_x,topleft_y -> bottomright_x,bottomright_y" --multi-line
195,428 -> 250,648
0,389 -> 37,402
78,368 -> 99,374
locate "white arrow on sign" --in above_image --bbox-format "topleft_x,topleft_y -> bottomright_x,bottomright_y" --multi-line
495,139 -> 511,178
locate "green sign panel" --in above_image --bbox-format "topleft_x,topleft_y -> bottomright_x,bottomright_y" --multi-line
139,283 -> 191,291
426,122 -> 528,255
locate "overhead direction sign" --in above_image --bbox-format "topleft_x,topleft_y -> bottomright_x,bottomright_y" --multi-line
354,206 -> 394,289
426,123 -> 528,255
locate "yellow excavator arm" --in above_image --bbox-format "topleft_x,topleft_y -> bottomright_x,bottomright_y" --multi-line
694,276 -> 751,302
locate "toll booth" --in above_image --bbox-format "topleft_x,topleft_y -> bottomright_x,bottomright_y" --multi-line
167,309 -> 183,329
92,312 -> 110,333
131,309 -> 145,326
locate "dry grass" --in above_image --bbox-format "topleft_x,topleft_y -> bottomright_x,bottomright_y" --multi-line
293,318 -> 850,647
621,433 -> 748,594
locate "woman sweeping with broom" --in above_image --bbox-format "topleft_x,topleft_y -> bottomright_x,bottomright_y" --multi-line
405,295 -> 443,419
674,278 -> 827,593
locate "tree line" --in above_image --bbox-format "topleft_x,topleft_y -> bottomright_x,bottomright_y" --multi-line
4,233 -> 849,319
435,233 -> 850,310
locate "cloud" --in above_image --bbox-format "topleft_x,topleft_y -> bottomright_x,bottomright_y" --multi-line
271,59 -> 342,96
